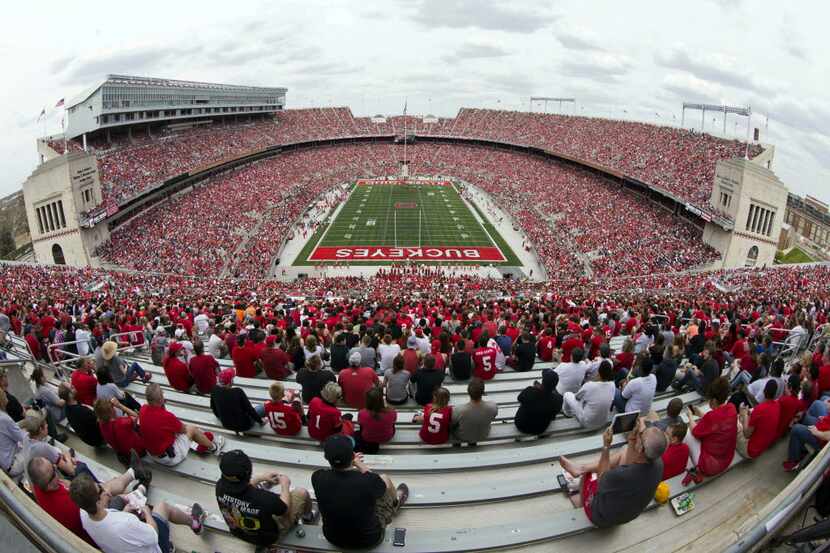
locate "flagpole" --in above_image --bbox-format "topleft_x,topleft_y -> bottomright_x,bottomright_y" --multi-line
403,100 -> 407,176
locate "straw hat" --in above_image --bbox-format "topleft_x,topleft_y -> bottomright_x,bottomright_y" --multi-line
101,341 -> 118,361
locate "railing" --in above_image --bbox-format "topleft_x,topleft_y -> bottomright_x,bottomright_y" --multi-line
47,329 -> 147,371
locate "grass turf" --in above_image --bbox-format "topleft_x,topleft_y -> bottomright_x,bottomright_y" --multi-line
775,246 -> 815,265
292,181 -> 520,266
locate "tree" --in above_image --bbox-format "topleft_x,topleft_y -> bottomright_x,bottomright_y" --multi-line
0,226 -> 16,258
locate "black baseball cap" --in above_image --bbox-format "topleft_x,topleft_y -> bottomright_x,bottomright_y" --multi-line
323,434 -> 354,469
219,449 -> 252,482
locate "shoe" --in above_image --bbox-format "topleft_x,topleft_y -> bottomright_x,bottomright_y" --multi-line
783,460 -> 799,472
190,503 -> 206,535
395,483 -> 410,510
130,450 -> 152,489
55,433 -> 69,444
210,434 -> 225,455
142,374 -> 152,383
301,506 -> 320,525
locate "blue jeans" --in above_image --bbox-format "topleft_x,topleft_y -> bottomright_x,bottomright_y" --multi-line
254,404 -> 266,418
675,369 -> 705,395
152,514 -> 171,553
613,388 -> 627,413
730,370 -> 752,390
802,400 -> 828,426
788,423 -> 821,462
71,461 -> 99,483
115,362 -> 147,388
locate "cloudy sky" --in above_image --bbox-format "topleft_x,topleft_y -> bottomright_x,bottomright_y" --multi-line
2,0 -> 828,202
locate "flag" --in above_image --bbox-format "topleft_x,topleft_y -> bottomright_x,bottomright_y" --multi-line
55,98 -> 64,108
403,99 -> 407,116
37,108 -> 46,121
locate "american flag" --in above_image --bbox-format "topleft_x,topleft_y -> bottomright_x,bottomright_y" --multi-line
55,98 -> 64,108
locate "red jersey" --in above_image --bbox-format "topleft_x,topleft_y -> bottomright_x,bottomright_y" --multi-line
819,364 -> 830,394
661,442 -> 690,480
419,404 -> 452,444
262,347 -> 291,380
358,409 -> 397,444
189,354 -> 219,394
138,404 -> 184,456
776,394 -> 807,439
691,403 -> 737,476
307,397 -> 342,442
402,348 -> 420,374
232,342 -> 261,378
99,416 -> 146,457
473,347 -> 498,380
747,400 -> 780,458
34,482 -> 96,546
264,401 -> 303,436
71,371 -> 98,406
561,337 -> 583,363
163,356 -> 193,393
537,336 -> 555,362
338,367 -> 379,409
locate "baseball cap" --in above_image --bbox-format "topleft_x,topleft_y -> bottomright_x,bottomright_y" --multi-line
219,449 -> 252,482
407,336 -> 418,348
266,335 -> 277,346
218,368 -> 236,386
323,434 -> 354,469
349,351 -> 362,365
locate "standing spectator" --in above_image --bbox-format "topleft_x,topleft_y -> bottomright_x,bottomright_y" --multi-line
414,387 -> 452,445
70,472 -> 206,553
338,352 -> 379,409
296,354 -> 336,404
736,380 -> 780,459
75,324 -> 93,357
452,378 -> 498,444
0,389 -> 28,483
613,357 -> 657,415
377,334 -> 401,374
449,339 -> 473,380
355,387 -> 397,453
139,383 -> 223,466
263,382 -> 303,436
410,354 -> 446,406
189,339 -> 219,394
216,449 -> 315,548
162,342 -> 193,393
261,335 -> 291,380
59,383 -> 105,448
210,369 -> 263,433
555,348 -> 589,395
515,369 -> 563,435
312,434 -> 409,549
563,360 -> 616,430
95,341 -> 150,388
307,382 -> 352,442
383,354 -> 411,406
684,377 -> 737,478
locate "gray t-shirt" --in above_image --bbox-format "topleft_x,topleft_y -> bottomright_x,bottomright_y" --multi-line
0,313 -> 10,332
350,346 -> 377,370
590,460 -> 664,528
96,383 -> 125,416
27,439 -> 61,464
383,369 -> 411,403
0,412 -> 28,471
452,401 -> 498,443
95,348 -> 125,382
35,385 -> 65,424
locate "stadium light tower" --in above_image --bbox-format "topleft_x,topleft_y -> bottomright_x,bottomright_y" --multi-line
530,97 -> 575,114
681,102 -> 752,158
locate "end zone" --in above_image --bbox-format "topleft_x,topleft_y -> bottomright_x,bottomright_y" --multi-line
308,245 -> 507,262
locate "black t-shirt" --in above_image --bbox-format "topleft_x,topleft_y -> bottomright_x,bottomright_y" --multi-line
210,386 -> 262,432
6,391 -> 23,422
66,404 -> 105,447
591,460 -> 663,528
514,386 -> 562,435
330,344 -> 350,373
656,358 -> 677,392
410,369 -> 445,406
449,352 -> 473,380
515,342 -> 536,372
296,369 -> 336,403
215,479 -> 288,546
345,333 -> 360,350
311,468 -> 387,549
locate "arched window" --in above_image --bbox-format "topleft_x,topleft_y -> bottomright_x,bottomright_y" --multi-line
745,245 -> 759,267
51,243 -> 66,265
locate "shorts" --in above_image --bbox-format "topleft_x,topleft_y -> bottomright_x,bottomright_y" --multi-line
276,489 -> 310,535
152,514 -> 171,553
375,481 -> 398,527
581,472 -> 599,523
151,434 -> 191,466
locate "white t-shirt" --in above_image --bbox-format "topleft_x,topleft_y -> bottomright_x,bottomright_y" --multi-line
206,334 -> 225,359
574,380 -> 616,429
748,376 -> 785,404
555,362 -> 589,396
81,509 -> 161,553
193,313 -> 210,335
76,329 -> 91,356
621,373 -> 657,415
377,343 -> 401,372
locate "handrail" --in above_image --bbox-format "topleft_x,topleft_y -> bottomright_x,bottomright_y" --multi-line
724,442 -> 830,553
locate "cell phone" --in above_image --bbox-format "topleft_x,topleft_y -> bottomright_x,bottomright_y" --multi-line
393,527 -> 406,547
556,474 -> 570,493
611,411 -> 639,434
670,492 -> 695,516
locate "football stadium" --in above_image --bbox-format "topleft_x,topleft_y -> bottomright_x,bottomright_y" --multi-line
0,24 -> 829,553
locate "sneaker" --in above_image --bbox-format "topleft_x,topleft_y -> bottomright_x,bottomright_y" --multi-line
190,503 -> 206,535
783,460 -> 799,472
54,433 -> 69,444
210,434 -> 225,455
142,374 -> 152,383
394,483 -> 410,510
130,450 -> 152,489
301,506 -> 320,525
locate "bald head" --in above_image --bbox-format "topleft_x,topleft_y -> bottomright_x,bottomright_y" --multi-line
145,382 -> 164,405
642,427 -> 668,462
27,456 -> 55,490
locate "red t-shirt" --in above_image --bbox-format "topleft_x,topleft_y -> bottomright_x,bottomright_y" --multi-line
402,348 -> 420,374
262,348 -> 291,380
819,365 -> 830,394
163,357 -> 193,392
71,371 -> 98,406
537,336 -> 555,362
776,395 -> 807,439
661,442 -> 690,480
473,347 -> 497,380
34,483 -> 96,546
561,337 -> 583,363
307,397 -> 342,442
338,367 -> 379,409
419,404 -> 452,444
358,408 -> 397,444
189,354 -> 219,394
139,405 -> 184,456
264,401 -> 302,436
747,400 -> 781,458
691,403 -> 737,476
99,416 -> 146,457
232,343 -> 261,378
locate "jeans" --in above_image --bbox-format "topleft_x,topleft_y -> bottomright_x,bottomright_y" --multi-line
675,369 -> 705,395
254,404 -> 266,418
115,362 -> 147,388
152,514 -> 171,553
71,461 -> 99,483
613,388 -> 627,413
730,370 -> 752,390
802,400 -> 828,426
788,423 -> 821,462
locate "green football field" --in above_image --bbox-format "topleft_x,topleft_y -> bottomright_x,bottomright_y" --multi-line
293,180 -> 520,265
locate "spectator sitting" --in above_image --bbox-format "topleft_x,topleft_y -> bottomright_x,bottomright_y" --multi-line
673,344 -> 719,396
162,342 -> 193,393
263,382 -> 303,436
661,421 -> 690,480
512,332 -> 537,372
32,367 -> 66,426
59,383 -> 105,448
350,334 -> 377,372
383,354 -> 411,406
449,338 -> 473,380
472,336 -> 498,381
139,383 -> 223,466
338,351 -> 379,409
215,449 -> 316,548
96,367 -> 141,413
21,410 -> 91,481
262,335 -> 291,380
736,380 -> 780,459
355,387 -> 397,453
70,472 -> 206,553
308,382 -> 353,442
297,354 -> 336,404
559,417 -> 667,528
555,347 -> 589,396
94,397 -> 147,465
211,368 -> 264,433
70,358 -> 99,407
655,345 -> 679,392
683,377 -> 737,479
651,397 -> 683,431
515,369 -> 563,435
377,334 -> 401,375
189,339 -> 219,394
150,327 -> 169,366
411,354 -> 446,406
28,453 -> 150,547
613,357 -> 657,415
414,387 -> 452,445
0,367 -> 24,422
95,341 -> 150,388
329,332 -> 350,373
563,360 -> 616,430
452,378 -> 498,444
0,388 -> 28,483
401,335 -> 422,373
776,374 -> 807,440
232,333 -> 262,378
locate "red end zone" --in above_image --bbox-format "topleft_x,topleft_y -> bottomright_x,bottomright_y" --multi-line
356,179 -> 451,187
308,245 -> 506,262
